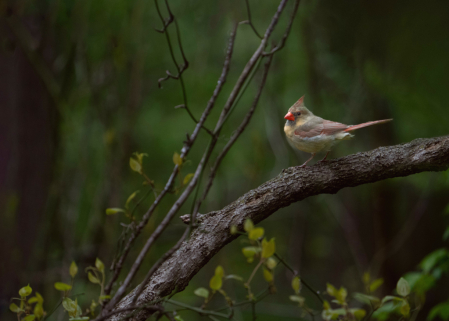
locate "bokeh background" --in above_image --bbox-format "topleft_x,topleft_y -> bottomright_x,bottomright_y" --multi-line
1,0 -> 449,320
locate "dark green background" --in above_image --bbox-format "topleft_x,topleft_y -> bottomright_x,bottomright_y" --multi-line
1,0 -> 448,319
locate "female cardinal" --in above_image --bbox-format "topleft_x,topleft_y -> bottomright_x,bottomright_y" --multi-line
284,96 -> 392,167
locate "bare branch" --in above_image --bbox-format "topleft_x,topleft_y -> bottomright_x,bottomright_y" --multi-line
106,135 -> 449,321
103,24 -> 239,298
196,54 -> 274,214
243,0 -> 263,39
263,0 -> 301,56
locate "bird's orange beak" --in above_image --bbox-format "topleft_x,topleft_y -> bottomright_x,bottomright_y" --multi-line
284,112 -> 295,121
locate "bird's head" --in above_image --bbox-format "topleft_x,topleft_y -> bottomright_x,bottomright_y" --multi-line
284,96 -> 313,126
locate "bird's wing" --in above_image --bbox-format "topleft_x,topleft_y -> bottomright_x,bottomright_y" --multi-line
294,119 -> 349,138
294,119 -> 324,138
321,120 -> 349,135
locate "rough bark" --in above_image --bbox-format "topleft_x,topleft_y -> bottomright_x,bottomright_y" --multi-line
108,135 -> 449,321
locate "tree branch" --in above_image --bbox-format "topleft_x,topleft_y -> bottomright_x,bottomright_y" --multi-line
105,135 -> 449,321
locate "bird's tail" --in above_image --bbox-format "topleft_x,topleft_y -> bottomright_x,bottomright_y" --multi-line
344,119 -> 392,132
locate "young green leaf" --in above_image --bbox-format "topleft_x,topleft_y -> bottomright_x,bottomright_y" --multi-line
34,303 -> 44,319
369,278 -> 384,292
125,191 -> 140,209
54,282 -> 72,291
28,292 -> 44,305
428,301 -> 449,320
174,316 -> 184,321
261,238 -> 275,259
225,274 -> 244,281
243,219 -> 254,232
242,247 -> 258,263
105,208 -> 125,215
88,272 -> 100,284
292,276 -> 301,294
353,293 -> 380,306
209,274 -> 222,291
183,173 -> 194,185
133,152 -> 148,165
266,257 -> 277,270
350,308 -> 367,320
95,258 -> 105,273
129,157 -> 142,174
289,295 -> 305,305
263,268 -> 273,282
9,303 -> 21,313
396,277 -> 410,297
99,295 -> 111,301
173,152 -> 183,166
62,297 -> 77,313
399,300 -> 410,316
19,284 -> 32,297
326,283 -> 337,297
70,261 -> 78,278
230,226 -> 238,235
336,287 -> 348,304
215,265 -> 224,278
248,227 -> 264,240
194,287 -> 209,298
22,315 -> 36,321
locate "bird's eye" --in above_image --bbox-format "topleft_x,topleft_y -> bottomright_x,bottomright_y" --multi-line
296,112 -> 301,116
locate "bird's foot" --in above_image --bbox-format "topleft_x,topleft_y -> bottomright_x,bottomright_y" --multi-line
296,164 -> 308,168
317,159 -> 328,164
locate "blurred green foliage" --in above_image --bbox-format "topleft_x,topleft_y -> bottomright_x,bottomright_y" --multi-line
1,0 -> 449,320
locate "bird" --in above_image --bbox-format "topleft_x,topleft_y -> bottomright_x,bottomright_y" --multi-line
284,96 -> 392,167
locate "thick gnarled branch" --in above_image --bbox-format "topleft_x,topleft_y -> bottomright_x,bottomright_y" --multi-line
107,135 -> 449,321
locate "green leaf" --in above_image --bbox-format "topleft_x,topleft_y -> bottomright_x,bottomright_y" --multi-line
363,271 -> 370,285
381,295 -> 403,305
292,276 -> 301,294
261,238 -> 275,259
95,258 -> 105,273
9,303 -> 21,313
194,287 -> 209,298
323,300 -> 331,310
62,298 -> 77,313
230,226 -> 238,235
54,282 -> 72,291
174,316 -> 184,321
69,318 -> 89,321
133,152 -> 148,165
399,300 -> 410,316
263,268 -> 273,282
266,257 -> 277,270
372,301 -> 400,320
370,278 -> 384,292
28,292 -> 43,305
183,173 -> 194,185
428,301 -> 449,320
420,248 -> 449,273
242,247 -> 258,263
173,152 -> 183,166
125,191 -> 140,209
248,227 -> 264,240
396,277 -> 410,297
353,292 -> 380,305
326,283 -> 338,297
443,227 -> 449,241
34,303 -> 44,319
88,272 -> 100,284
19,284 -> 32,297
335,287 -> 348,304
215,265 -> 224,278
243,219 -> 254,232
99,295 -> 111,301
70,261 -> 78,278
209,274 -> 222,291
350,308 -> 367,320
22,315 -> 36,321
289,295 -> 305,305
225,274 -> 244,281
129,157 -> 142,174
105,208 -> 125,215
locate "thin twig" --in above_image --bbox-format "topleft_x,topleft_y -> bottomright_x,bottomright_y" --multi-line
244,0 -> 263,39
198,54 -> 273,208
263,0 -> 301,56
166,300 -> 231,318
